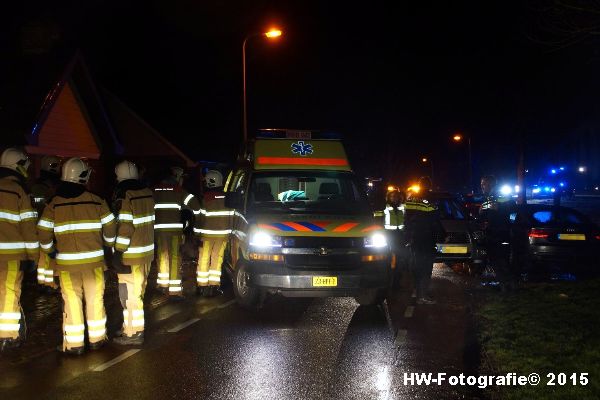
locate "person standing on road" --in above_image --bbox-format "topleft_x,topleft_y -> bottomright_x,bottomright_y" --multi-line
404,176 -> 444,305
111,161 -> 155,345
375,189 -> 407,286
0,148 -> 39,351
32,155 -> 61,289
480,175 -> 515,290
195,170 -> 231,297
153,167 -> 201,299
38,158 -> 116,355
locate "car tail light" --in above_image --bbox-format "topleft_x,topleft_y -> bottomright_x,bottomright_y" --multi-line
529,228 -> 549,239
595,234 -> 600,241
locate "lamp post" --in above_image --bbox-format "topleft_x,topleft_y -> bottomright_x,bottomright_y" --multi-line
452,133 -> 473,194
421,157 -> 434,188
243,28 -> 282,141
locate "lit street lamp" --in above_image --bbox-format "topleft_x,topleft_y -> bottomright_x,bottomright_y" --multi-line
452,133 -> 473,194
243,28 -> 282,141
421,157 -> 434,187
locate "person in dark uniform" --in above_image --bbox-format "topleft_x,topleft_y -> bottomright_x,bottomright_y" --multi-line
480,175 -> 515,290
404,176 -> 444,304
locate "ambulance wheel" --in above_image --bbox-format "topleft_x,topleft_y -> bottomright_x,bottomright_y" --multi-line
355,289 -> 386,306
233,262 -> 261,310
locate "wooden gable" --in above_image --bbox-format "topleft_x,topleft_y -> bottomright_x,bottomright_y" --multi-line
27,80 -> 101,159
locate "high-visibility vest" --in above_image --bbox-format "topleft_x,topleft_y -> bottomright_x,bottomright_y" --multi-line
113,182 -> 155,265
382,204 -> 405,230
0,172 -> 39,263
37,184 -> 116,270
194,190 -> 232,239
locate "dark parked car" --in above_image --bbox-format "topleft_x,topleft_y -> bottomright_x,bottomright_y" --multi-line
428,193 -> 487,270
508,204 -> 600,275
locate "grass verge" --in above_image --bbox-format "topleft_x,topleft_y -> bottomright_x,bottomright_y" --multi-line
476,279 -> 600,399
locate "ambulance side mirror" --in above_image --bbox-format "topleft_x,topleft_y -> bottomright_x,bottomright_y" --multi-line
225,192 -> 244,209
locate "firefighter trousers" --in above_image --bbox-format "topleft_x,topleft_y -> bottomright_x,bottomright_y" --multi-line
156,234 -> 183,295
58,267 -> 106,350
118,264 -> 149,337
0,260 -> 23,340
197,238 -> 227,287
37,252 -> 57,288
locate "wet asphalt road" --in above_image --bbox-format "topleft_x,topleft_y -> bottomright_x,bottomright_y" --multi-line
0,264 -> 481,400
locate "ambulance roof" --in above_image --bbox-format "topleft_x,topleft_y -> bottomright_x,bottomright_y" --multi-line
249,129 -> 351,172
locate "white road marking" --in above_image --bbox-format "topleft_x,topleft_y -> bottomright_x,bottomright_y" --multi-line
217,299 -> 236,309
155,308 -> 180,321
394,329 -> 408,347
411,289 -> 416,298
404,306 -> 415,318
167,318 -> 201,333
92,349 -> 141,372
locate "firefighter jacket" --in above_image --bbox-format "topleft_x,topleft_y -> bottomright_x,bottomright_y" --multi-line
31,172 -> 60,215
153,180 -> 201,235
0,168 -> 39,263
404,195 -> 444,251
37,182 -> 116,271
194,189 -> 233,239
113,179 -> 155,266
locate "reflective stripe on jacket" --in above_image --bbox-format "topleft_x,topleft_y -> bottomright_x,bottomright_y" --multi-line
114,185 -> 155,265
37,190 -> 116,270
194,190 -> 232,239
0,173 -> 39,262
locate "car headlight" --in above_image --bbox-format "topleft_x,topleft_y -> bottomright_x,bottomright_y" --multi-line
249,231 -> 282,248
364,232 -> 388,248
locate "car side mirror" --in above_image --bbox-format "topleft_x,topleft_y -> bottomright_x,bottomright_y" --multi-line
225,191 -> 244,209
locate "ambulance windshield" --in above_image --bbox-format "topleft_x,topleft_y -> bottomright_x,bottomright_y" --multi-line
248,171 -> 370,215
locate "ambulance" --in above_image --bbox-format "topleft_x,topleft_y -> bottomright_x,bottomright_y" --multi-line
223,129 -> 391,309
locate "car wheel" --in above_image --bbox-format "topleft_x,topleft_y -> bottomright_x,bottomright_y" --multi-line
233,262 -> 262,310
355,289 -> 386,306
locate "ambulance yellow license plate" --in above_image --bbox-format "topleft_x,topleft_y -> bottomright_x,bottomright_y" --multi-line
558,234 -> 585,241
312,276 -> 338,287
440,246 -> 468,254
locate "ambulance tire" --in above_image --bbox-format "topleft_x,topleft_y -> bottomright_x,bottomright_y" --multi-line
233,262 -> 261,310
355,289 -> 386,306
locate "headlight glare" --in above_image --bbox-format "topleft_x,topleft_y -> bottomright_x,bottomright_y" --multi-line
364,232 -> 388,248
249,231 -> 282,248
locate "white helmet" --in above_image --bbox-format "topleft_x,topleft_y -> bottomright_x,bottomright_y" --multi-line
205,170 -> 223,188
41,155 -> 61,174
115,160 -> 139,182
1,148 -> 31,177
61,157 -> 92,184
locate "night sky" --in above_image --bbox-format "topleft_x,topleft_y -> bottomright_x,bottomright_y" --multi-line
3,1 -> 600,190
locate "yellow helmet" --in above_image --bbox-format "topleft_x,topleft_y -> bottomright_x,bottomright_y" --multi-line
61,157 -> 91,184
1,148 -> 30,178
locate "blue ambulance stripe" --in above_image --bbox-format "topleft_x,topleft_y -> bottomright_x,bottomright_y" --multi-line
271,223 -> 296,232
296,222 -> 326,232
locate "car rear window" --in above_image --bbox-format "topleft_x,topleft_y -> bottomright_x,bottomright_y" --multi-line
529,209 -> 588,225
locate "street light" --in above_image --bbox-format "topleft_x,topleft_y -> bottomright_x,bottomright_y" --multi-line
452,133 -> 473,194
243,28 -> 283,141
421,156 -> 434,187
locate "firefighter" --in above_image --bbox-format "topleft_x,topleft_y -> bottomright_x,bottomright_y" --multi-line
153,167 -> 200,298
195,170 -> 231,296
32,155 -> 61,289
38,157 -> 116,355
111,161 -> 155,345
480,175 -> 515,289
404,176 -> 444,305
0,148 -> 39,351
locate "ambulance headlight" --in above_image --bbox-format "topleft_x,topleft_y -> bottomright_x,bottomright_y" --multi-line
364,232 -> 388,248
249,231 -> 282,248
